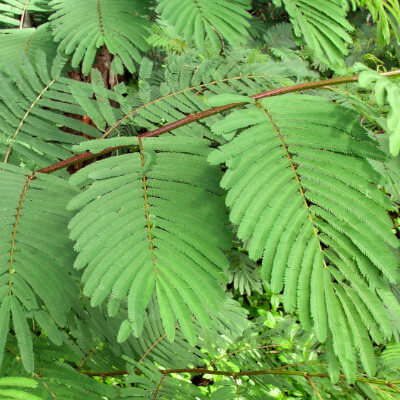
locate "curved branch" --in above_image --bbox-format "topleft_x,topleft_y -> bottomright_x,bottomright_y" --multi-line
34,69 -> 400,176
100,74 -> 267,139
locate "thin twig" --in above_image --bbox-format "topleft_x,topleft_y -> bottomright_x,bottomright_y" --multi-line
3,78 -> 56,164
304,374 -> 324,400
153,373 -> 167,400
33,373 -> 57,399
208,343 -> 285,368
139,323 -> 181,363
78,344 -> 104,371
79,367 -> 400,388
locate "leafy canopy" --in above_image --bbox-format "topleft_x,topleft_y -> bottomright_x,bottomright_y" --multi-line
1,1 -> 400,400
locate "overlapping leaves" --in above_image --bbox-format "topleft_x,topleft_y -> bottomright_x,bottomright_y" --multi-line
209,94 -> 400,381
68,136 -> 232,345
0,163 -> 78,371
155,0 -> 252,51
49,0 -> 151,75
0,0 -> 50,28
0,53 -> 102,169
273,0 -> 353,66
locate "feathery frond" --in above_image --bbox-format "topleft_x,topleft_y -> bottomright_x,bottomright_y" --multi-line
350,0 -> 400,44
147,19 -> 188,55
90,51 -> 317,144
49,0 -> 151,75
0,53 -> 107,168
263,22 -> 297,50
155,0 -> 252,51
273,0 -> 353,66
0,2 -> 399,396
226,249 -> 263,296
357,65 -> 400,155
0,0 -> 50,28
0,24 -> 57,68
3,338 -> 116,400
68,136 -> 232,345
0,163 -> 78,371
208,93 -> 400,381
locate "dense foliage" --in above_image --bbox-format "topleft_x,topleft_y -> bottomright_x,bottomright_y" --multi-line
1,1 -> 400,399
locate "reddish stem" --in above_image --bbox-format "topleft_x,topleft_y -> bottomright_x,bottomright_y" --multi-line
33,69 -> 400,176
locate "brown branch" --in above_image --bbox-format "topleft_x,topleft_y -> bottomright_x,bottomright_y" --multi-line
77,344 -> 104,371
3,78 -> 57,164
79,367 -> 400,388
35,147 -> 125,174
305,374 -> 324,400
100,74 -> 267,139
153,373 -> 167,400
32,69 -> 400,177
82,370 -> 128,377
385,382 -> 400,393
139,323 -> 181,363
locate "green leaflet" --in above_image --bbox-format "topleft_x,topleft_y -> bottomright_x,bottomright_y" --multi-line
335,285 -> 376,377
68,136 -> 232,344
0,298 -> 10,368
350,0 -> 400,44
207,93 -> 254,107
117,319 -> 132,344
10,297 -> 33,372
49,0 -> 151,75
209,93 -> 399,382
0,377 -> 37,388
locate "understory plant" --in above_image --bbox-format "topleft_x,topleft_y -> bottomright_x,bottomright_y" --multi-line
1,1 -> 400,399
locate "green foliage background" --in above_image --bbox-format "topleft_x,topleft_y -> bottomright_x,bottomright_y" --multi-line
1,1 -> 400,399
